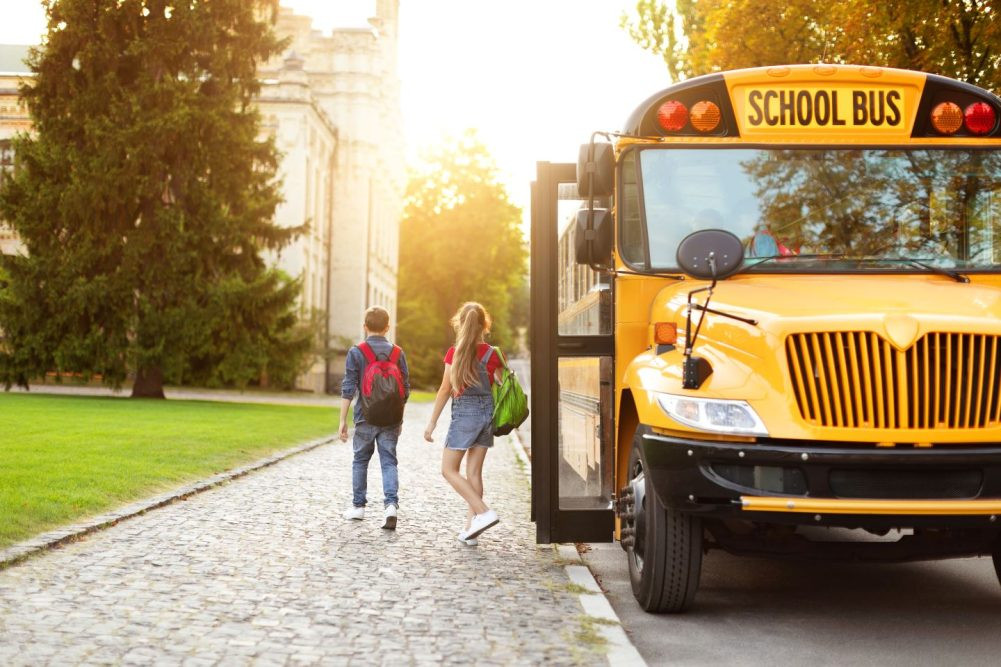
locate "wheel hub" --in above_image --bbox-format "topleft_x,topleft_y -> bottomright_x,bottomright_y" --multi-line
619,456 -> 648,572
631,470 -> 647,569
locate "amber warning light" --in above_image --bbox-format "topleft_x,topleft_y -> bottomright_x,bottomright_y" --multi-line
654,322 -> 678,344
931,102 -> 964,134
690,101 -> 722,132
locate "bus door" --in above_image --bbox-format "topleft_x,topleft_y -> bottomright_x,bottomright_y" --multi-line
530,162 -> 615,544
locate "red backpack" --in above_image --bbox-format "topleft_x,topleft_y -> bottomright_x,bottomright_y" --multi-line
357,342 -> 406,427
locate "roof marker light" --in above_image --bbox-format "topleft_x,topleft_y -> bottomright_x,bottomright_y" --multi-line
657,100 -> 688,132
930,102 -> 963,135
964,102 -> 996,135
690,101 -> 721,132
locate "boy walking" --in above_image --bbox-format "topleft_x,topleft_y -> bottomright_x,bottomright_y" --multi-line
340,306 -> 410,529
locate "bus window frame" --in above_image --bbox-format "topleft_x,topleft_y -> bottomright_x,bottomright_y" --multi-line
616,142 -> 1001,276
620,148 -> 653,269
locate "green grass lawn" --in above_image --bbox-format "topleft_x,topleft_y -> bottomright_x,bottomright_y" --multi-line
0,393 -> 338,549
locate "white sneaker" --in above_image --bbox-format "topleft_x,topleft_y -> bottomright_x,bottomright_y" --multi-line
343,506 -> 365,520
457,532 -> 478,546
460,509 -> 499,540
382,504 -> 398,531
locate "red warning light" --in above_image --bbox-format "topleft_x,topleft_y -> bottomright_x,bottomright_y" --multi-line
657,100 -> 689,132
964,102 -> 996,135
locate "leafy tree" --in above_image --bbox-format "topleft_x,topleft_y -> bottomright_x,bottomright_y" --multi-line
397,131 -> 527,388
622,0 -> 1001,89
0,0 -> 314,397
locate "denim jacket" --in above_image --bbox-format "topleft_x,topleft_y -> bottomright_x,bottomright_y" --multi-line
341,335 -> 411,424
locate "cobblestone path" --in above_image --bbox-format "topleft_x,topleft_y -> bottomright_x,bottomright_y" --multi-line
0,403 -> 606,666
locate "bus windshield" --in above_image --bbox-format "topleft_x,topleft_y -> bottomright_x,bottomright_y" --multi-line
620,147 -> 1001,272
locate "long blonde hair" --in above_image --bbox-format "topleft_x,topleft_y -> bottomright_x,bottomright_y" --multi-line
449,302 -> 492,393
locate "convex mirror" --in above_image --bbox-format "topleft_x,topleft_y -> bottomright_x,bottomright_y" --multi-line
574,208 -> 613,267
676,229 -> 744,280
577,142 -> 614,198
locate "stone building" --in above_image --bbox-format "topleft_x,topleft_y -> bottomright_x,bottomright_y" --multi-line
0,44 -> 31,256
257,52 -> 340,393
260,1 -> 404,391
0,3 -> 403,393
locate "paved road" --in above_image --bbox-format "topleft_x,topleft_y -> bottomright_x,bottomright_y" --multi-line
585,541 -> 1001,666
0,403 -> 606,666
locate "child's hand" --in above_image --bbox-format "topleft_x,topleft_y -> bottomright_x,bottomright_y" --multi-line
339,422 -> 349,442
423,425 -> 434,443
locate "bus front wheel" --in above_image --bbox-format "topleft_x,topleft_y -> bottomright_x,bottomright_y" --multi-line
622,430 -> 702,613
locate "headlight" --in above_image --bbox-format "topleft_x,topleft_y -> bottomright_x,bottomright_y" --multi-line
656,393 -> 768,436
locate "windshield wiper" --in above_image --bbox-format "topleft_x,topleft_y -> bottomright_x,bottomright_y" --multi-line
742,254 -> 970,283
613,268 -> 686,280
844,255 -> 968,282
738,254 -> 846,273
882,258 -> 969,283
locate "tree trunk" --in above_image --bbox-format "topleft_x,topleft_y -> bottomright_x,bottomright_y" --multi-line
132,366 -> 165,399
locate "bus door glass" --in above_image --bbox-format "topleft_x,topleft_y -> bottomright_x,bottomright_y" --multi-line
531,162 -> 615,544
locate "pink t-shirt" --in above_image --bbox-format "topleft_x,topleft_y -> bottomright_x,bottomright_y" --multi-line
444,343 -> 503,385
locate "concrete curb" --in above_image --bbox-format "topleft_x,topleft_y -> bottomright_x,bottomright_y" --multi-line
509,431 -> 647,667
0,435 -> 336,571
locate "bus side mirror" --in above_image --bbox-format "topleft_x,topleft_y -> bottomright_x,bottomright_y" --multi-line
577,142 -> 614,198
574,208 -> 613,267
676,229 -> 744,280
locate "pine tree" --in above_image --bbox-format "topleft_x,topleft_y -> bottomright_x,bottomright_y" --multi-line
0,0 -> 314,397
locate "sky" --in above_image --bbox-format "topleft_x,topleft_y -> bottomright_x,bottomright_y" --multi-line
0,1 -> 672,222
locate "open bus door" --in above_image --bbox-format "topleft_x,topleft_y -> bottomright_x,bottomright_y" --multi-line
530,162 -> 615,544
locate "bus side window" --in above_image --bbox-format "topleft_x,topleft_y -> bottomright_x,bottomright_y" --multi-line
620,152 -> 646,267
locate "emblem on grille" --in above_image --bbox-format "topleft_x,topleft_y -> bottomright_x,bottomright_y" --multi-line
883,314 -> 920,351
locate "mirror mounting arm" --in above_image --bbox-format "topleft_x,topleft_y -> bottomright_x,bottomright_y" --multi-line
691,304 -> 758,326
586,141 -> 597,269
681,281 -> 716,390
683,282 -> 716,357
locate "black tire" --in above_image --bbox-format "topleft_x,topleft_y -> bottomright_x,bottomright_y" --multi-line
993,544 -> 1001,587
623,428 -> 702,613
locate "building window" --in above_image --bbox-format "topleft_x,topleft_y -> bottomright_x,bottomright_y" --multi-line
0,140 -> 13,190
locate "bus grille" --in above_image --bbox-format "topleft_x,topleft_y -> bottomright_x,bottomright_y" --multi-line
785,332 -> 1001,430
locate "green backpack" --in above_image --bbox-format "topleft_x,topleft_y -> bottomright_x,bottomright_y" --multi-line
491,347 -> 529,436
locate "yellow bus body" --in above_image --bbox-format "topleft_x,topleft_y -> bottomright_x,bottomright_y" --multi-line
611,65 -> 1001,519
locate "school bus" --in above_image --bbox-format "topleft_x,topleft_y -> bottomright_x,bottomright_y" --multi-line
530,64 -> 1001,612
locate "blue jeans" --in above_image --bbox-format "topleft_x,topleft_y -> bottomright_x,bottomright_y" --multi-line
351,421 -> 401,507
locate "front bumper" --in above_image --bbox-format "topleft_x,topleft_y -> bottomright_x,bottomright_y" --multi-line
639,431 -> 1001,529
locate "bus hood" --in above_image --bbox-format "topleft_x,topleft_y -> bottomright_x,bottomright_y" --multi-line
632,273 -> 1001,442
658,274 -> 1001,331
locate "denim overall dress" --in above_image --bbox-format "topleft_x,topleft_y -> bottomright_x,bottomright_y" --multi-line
445,347 -> 495,451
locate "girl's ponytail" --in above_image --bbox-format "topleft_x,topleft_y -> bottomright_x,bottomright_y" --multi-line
449,302 -> 492,393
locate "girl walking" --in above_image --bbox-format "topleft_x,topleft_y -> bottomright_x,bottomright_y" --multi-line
424,302 -> 504,544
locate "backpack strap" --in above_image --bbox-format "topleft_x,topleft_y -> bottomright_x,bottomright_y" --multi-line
388,345 -> 401,364
357,342 -> 377,364
479,345 -> 494,366
494,347 -> 509,368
